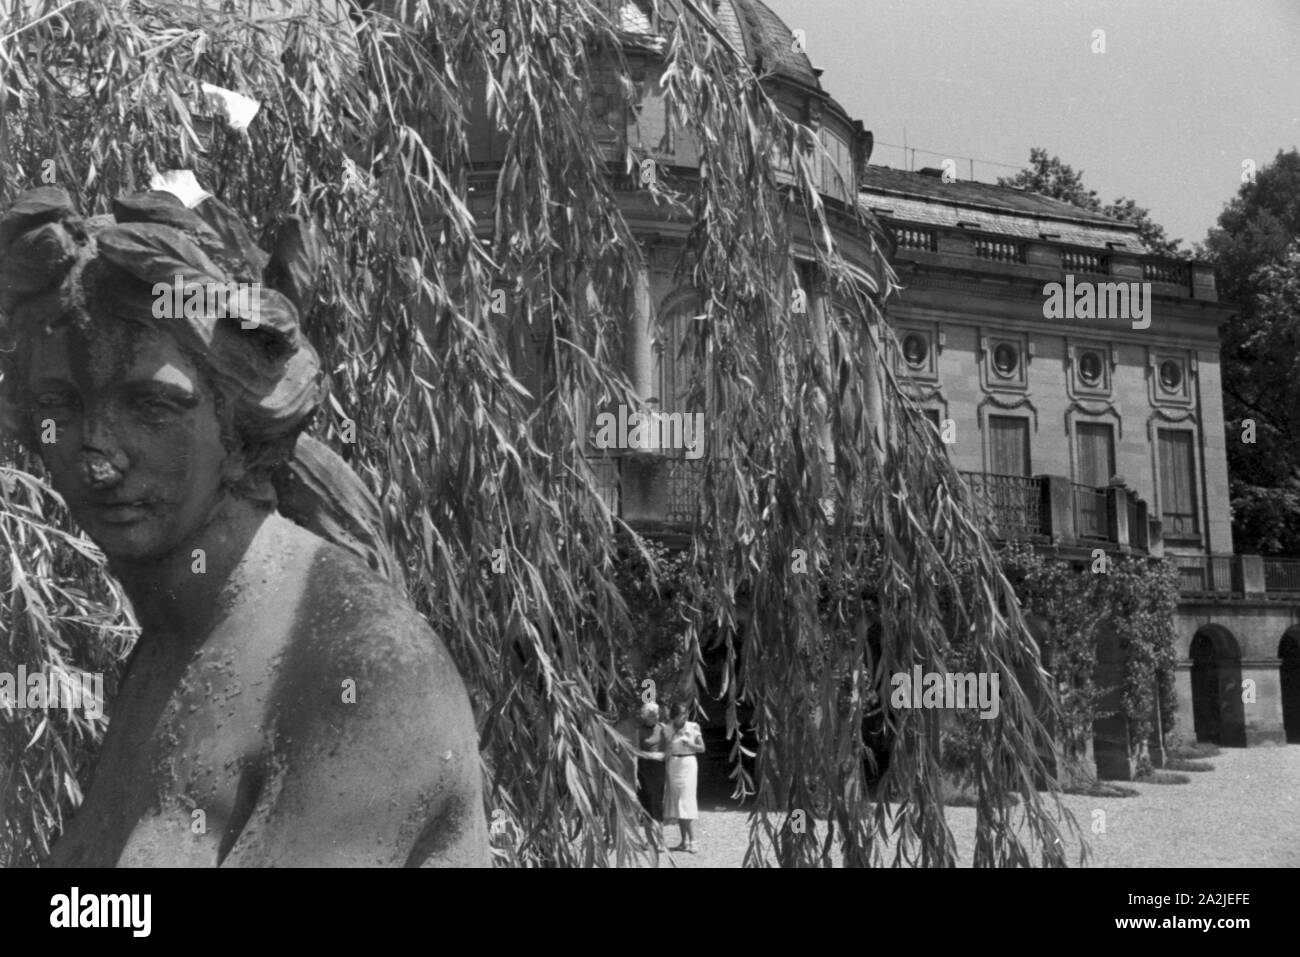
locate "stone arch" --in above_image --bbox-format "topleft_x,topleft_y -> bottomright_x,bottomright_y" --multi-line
1190,624 -> 1246,747
1279,629 -> 1300,744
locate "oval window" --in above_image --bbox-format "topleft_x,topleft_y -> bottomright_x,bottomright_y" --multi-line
1159,359 -> 1183,391
993,343 -> 1019,377
1078,350 -> 1103,386
903,333 -> 928,369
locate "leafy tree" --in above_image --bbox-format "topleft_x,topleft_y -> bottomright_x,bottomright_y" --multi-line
0,0 -> 1078,866
1103,196 -> 1184,258
1204,149 -> 1300,305
999,147 -> 1183,256
1202,149 -> 1300,554
1218,245 -> 1300,553
998,147 -> 1102,211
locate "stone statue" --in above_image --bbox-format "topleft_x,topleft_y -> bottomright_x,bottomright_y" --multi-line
0,186 -> 490,866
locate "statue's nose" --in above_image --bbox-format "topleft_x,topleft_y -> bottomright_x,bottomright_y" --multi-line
80,407 -> 129,488
82,451 -> 125,489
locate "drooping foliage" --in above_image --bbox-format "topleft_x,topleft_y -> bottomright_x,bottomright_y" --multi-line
0,441 -> 134,866
1,0 -> 1079,866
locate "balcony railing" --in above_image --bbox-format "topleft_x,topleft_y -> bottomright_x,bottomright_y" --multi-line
896,226 -> 937,252
959,471 -> 1043,541
1143,260 -> 1190,285
974,236 -> 1024,264
867,210 -> 1218,299
1072,483 -> 1108,540
1061,249 -> 1109,275
1172,554 -> 1300,599
1263,558 -> 1300,595
1173,554 -> 1234,595
664,457 -> 706,525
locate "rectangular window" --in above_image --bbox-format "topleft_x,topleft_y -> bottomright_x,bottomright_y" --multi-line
819,129 -> 850,203
988,415 -> 1030,477
1158,429 -> 1199,539
1075,422 -> 1115,488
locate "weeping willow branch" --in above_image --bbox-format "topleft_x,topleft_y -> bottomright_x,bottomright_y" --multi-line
0,0 -> 1084,867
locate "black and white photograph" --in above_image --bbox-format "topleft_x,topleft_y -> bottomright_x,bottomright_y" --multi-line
0,0 -> 1295,929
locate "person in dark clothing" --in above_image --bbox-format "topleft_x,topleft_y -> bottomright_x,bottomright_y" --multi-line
634,701 -> 669,848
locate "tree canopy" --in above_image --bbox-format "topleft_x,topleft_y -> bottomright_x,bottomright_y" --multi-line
1203,149 -> 1300,553
999,147 -> 1183,256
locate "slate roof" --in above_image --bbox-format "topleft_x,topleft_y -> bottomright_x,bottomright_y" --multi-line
859,166 -> 1144,251
650,0 -> 824,90
733,0 -> 821,89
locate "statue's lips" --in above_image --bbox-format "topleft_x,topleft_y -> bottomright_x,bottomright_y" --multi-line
86,499 -> 154,525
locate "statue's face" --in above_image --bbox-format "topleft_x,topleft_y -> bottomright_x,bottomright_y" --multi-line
25,319 -> 234,562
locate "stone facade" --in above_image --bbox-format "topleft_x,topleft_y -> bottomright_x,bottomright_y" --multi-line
862,166 -> 1300,764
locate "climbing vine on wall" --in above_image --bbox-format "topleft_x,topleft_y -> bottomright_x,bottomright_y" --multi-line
1105,557 -> 1180,751
997,543 -> 1179,767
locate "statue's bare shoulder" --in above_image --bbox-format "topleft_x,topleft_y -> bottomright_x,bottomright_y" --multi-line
222,526 -> 490,867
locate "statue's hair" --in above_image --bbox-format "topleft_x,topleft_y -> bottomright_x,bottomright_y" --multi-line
0,186 -> 400,583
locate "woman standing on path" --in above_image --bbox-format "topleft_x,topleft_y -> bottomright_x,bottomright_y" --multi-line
635,701 -> 669,852
663,702 -> 706,853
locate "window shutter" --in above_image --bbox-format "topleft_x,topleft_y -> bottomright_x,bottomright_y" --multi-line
1158,430 -> 1199,536
988,416 -> 1030,476
1075,422 -> 1115,488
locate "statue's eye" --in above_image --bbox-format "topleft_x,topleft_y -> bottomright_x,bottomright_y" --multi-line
131,394 -> 178,416
128,386 -> 197,418
34,391 -> 77,412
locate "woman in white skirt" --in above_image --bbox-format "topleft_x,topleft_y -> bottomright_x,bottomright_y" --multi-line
663,702 -> 706,853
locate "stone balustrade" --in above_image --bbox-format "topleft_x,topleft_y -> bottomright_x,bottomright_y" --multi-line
882,220 -> 1217,301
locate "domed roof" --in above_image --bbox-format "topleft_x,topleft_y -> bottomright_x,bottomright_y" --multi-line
618,0 -> 822,92
717,0 -> 821,91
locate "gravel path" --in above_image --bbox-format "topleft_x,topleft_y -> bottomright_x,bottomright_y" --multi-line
648,743 -> 1300,867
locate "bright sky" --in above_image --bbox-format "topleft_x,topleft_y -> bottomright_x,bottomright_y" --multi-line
764,0 -> 1300,252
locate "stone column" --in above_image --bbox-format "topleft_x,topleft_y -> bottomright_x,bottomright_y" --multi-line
627,257 -> 656,405
1105,482 -> 1130,550
1234,555 -> 1265,597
